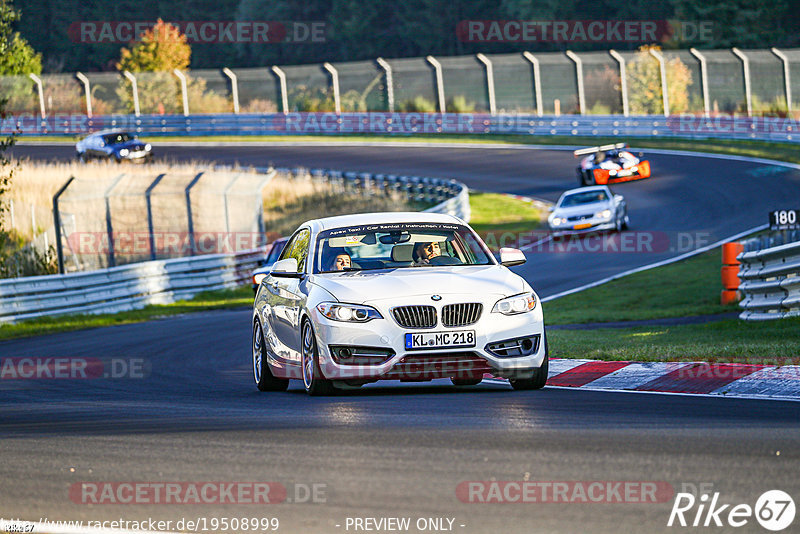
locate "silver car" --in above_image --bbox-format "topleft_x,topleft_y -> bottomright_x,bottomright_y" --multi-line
548,185 -> 628,237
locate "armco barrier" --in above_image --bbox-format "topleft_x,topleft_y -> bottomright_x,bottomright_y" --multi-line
738,241 -> 800,320
7,112 -> 800,144
0,248 -> 264,324
0,169 -> 470,323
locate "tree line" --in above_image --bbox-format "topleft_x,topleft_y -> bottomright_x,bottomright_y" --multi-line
11,0 -> 800,72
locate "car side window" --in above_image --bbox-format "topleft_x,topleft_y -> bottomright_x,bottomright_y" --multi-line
279,229 -> 311,273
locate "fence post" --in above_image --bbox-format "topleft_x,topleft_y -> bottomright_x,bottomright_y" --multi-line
104,174 -> 126,268
731,48 -> 752,117
771,48 -> 792,113
122,71 -> 141,116
9,198 -> 14,229
376,57 -> 394,112
223,173 -> 241,235
28,73 -> 46,119
173,69 -> 190,116
648,48 -> 670,116
565,51 -> 585,115
185,172 -> 204,256
222,67 -> 240,114
426,55 -> 446,113
475,53 -> 496,115
145,173 -> 165,261
522,52 -> 543,117
689,48 -> 710,117
322,62 -> 341,114
271,66 -> 289,114
52,177 -> 75,274
75,72 -> 93,118
608,50 -> 629,116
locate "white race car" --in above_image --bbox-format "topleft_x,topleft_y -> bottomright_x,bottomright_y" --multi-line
548,185 -> 628,237
252,212 -> 548,395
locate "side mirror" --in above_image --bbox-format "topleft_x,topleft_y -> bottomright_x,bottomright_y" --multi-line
499,247 -> 526,267
614,194 -> 624,203
547,206 -> 554,212
271,258 -> 301,277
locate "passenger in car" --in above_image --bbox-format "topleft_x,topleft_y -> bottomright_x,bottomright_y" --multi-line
413,242 -> 441,264
329,253 -> 352,271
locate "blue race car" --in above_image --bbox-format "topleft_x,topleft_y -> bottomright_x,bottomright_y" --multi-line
76,130 -> 153,163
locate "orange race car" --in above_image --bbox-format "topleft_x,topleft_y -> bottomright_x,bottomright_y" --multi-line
575,143 -> 651,186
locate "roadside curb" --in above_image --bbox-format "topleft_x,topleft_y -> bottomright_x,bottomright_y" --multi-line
486,358 -> 800,401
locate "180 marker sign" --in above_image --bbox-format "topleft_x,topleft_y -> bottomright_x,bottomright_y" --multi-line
769,209 -> 799,230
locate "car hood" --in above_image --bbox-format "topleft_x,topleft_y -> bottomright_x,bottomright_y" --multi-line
114,140 -> 147,151
310,265 -> 526,304
552,201 -> 611,217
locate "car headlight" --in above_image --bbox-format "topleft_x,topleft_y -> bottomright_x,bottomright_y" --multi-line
119,148 -> 129,156
492,292 -> 536,315
145,143 -> 151,151
253,273 -> 267,286
594,209 -> 612,219
551,217 -> 564,226
609,169 -> 617,176
317,302 -> 383,322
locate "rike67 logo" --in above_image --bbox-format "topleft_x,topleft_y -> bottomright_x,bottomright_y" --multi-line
668,490 -> 795,531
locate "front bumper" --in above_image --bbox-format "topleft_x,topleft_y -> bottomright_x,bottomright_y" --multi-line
549,220 -> 615,237
310,295 -> 546,381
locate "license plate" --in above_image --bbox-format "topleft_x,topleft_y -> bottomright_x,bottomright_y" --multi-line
405,330 -> 475,350
573,223 -> 592,230
616,169 -> 633,176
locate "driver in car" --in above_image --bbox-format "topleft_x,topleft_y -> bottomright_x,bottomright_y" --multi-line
327,253 -> 352,271
413,242 -> 441,264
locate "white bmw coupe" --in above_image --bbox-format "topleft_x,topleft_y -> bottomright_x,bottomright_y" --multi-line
252,212 -> 548,395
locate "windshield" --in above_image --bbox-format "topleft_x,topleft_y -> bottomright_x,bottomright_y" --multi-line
560,190 -> 609,207
314,222 -> 493,273
103,132 -> 133,145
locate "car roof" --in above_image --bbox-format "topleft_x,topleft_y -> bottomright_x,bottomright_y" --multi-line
560,185 -> 611,196
305,211 -> 462,232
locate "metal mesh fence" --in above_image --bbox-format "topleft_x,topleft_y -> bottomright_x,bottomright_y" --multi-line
233,68 -> 280,113
702,49 -> 746,114
2,48 -> 798,120
281,63 -> 332,112
488,53 -> 536,113
334,60 -> 385,111
54,170 -> 272,271
387,57 -> 437,112
188,69 -> 234,114
438,55 -> 489,112
84,72 -> 128,115
534,52 -> 579,115
577,51 -> 622,114
0,75 -> 38,115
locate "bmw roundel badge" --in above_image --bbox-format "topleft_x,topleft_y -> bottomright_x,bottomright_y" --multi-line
431,295 -> 442,301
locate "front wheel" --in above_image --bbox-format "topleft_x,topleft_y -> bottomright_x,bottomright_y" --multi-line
301,321 -> 336,396
509,337 -> 549,391
253,319 -> 289,392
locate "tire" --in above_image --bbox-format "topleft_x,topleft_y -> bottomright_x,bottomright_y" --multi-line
509,336 -> 549,391
301,320 -> 336,396
451,378 -> 482,386
621,214 -> 629,230
77,152 -> 87,163
253,319 -> 289,392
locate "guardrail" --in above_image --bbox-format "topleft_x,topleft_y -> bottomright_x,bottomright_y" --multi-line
1,169 -> 470,323
8,112 -> 800,144
0,248 -> 263,324
738,241 -> 800,320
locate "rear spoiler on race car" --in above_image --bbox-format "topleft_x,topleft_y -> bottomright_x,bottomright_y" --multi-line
573,143 -> 629,157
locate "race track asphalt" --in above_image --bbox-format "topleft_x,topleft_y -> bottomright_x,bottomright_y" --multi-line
3,142 -> 799,533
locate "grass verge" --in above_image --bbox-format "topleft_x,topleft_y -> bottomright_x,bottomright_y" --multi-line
548,318 -> 800,364
544,248 -> 735,325
0,287 -> 253,341
468,192 -> 547,247
19,134 -> 800,165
